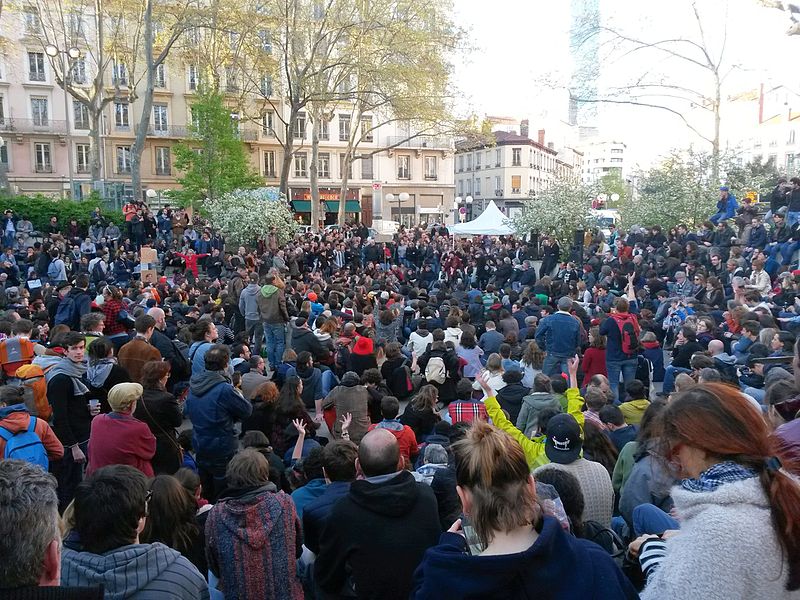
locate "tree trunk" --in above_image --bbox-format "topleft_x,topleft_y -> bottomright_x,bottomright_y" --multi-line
278,108 -> 298,198
310,112 -> 321,233
90,0 -> 105,186
88,111 -> 102,184
712,79 -> 721,186
337,148 -> 352,225
130,0 -> 156,202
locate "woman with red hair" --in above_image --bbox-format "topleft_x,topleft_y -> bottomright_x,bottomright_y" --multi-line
631,383 -> 800,598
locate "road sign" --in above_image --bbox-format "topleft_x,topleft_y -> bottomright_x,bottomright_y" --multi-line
372,182 -> 382,191
459,207 -> 467,214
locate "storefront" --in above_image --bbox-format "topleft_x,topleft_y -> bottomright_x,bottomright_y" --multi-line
290,187 -> 361,226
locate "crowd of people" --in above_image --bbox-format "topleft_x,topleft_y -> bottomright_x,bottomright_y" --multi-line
1,190 -> 800,599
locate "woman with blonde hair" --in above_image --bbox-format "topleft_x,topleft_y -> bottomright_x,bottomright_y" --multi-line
412,419 -> 636,598
473,353 -> 505,396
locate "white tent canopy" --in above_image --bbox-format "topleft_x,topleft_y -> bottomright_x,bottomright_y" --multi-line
450,200 -> 515,236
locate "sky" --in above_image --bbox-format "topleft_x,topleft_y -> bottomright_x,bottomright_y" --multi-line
451,0 -> 800,169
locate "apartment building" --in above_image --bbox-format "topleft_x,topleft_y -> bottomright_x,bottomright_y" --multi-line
0,4 -> 453,226
578,139 -> 627,184
454,122 -> 581,219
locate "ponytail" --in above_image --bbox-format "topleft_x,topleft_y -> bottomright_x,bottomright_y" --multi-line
761,456 -> 800,590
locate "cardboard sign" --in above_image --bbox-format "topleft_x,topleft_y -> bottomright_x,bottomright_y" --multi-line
141,269 -> 158,284
140,247 -> 157,265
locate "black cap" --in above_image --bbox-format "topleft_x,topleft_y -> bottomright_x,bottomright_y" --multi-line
544,413 -> 582,465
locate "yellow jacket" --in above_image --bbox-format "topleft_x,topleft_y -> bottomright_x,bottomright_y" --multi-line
485,388 -> 586,469
619,399 -> 650,425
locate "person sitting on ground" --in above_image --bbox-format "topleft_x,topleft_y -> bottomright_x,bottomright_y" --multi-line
446,377 -> 488,424
600,405 -> 638,452
515,373 -> 560,438
368,395 -> 419,464
60,465 -> 209,598
618,379 -> 650,425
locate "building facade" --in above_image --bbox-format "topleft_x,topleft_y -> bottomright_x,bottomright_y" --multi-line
0,4 -> 454,226
578,139 -> 627,184
454,124 -> 582,220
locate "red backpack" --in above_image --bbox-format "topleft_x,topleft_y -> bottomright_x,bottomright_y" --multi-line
611,312 -> 641,357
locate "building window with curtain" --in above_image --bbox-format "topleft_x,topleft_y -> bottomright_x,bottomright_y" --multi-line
318,152 -> 330,178
424,156 -> 437,180
264,151 -> 276,177
76,144 -> 90,173
511,175 -> 521,193
294,152 -> 307,177
155,147 -> 171,175
34,143 -> 52,172
397,155 -> 410,179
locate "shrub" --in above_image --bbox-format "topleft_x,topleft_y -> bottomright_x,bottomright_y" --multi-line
0,195 -> 123,230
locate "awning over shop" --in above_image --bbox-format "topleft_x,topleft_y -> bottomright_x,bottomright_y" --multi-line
292,200 -> 360,213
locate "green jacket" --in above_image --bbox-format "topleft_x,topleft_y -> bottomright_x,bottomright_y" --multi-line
612,440 -> 638,494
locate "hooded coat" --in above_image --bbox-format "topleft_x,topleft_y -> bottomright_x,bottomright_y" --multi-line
61,542 -> 208,600
323,372 -> 371,442
185,371 -> 252,462
238,282 -> 262,322
205,485 -> 303,600
291,327 -> 330,362
257,284 -> 289,324
516,392 -> 561,438
315,471 -> 440,600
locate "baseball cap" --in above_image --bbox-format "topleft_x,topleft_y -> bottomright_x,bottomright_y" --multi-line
544,414 -> 582,465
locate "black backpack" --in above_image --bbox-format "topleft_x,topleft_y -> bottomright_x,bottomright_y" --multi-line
389,360 -> 414,399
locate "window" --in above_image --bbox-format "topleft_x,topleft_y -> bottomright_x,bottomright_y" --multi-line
190,107 -> 200,129
155,147 -> 170,175
495,148 -> 501,167
361,155 -> 373,179
114,102 -> 129,128
34,143 -> 51,172
474,177 -> 481,196
186,28 -> 200,45
465,179 -> 472,195
512,148 -> 521,166
258,29 -> 272,53
494,175 -> 501,193
312,1 -> 325,19
153,104 -> 168,132
187,65 -> 199,91
339,115 -> 351,141
337,74 -> 354,96
0,143 -> 7,166
112,60 -> 127,86
610,157 -> 623,163
475,152 -> 481,169
229,31 -> 239,51
68,12 -> 84,38
260,74 -> 273,97
0,97 -> 4,124
28,52 -> 46,82
225,66 -> 238,92
319,118 -> 329,140
457,180 -> 463,196
397,155 -> 410,179
70,58 -> 86,85
263,150 -> 276,177
790,130 -> 797,146
76,144 -> 90,173
261,110 -> 274,136
339,154 -> 352,179
31,97 -> 48,126
424,156 -> 437,180
116,146 -> 131,173
293,112 -> 306,139
361,116 -> 373,142
318,152 -> 330,178
73,101 -> 89,129
155,64 -> 166,88
294,152 -> 307,177
611,148 -> 623,154
24,8 -> 41,34
511,175 -> 521,193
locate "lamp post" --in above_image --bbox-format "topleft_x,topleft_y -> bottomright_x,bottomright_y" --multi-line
45,44 -> 81,200
385,192 -> 410,226
454,195 -> 473,223
145,187 -> 157,207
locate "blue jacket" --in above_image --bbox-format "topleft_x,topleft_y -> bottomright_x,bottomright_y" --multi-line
290,477 -> 328,519
716,194 -> 738,219
186,371 -> 252,461
747,225 -> 767,250
411,516 -> 637,599
302,480 -> 351,554
535,312 -> 580,357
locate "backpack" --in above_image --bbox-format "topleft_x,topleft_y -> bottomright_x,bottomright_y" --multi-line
54,294 -> 78,328
424,356 -> 446,385
611,313 -> 641,356
47,259 -> 62,280
0,416 -> 48,469
15,364 -> 52,421
169,339 -> 192,381
0,337 -> 35,379
91,259 -> 107,283
390,360 -> 414,399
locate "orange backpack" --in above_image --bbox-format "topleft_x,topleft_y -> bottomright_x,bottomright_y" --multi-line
14,364 -> 51,422
0,337 -> 35,378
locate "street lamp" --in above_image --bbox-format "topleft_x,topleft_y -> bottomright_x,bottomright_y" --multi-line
385,192 -> 410,226
45,44 -> 81,200
145,188 -> 157,207
454,195 -> 473,222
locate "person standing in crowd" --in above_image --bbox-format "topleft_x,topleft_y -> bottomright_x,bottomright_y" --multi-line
118,314 -> 162,383
600,277 -> 640,403
135,360 -> 183,474
185,345 -> 252,502
258,273 -> 290,370
535,297 -> 580,377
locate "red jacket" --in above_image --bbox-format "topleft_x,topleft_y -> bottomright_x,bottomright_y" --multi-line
581,347 -> 607,379
0,405 -> 64,459
368,421 -> 418,461
87,412 -> 156,477
176,252 -> 209,277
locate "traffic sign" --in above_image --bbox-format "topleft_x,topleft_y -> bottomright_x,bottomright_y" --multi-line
372,182 -> 382,190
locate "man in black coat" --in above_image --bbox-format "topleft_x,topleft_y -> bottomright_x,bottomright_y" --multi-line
315,429 -> 440,600
291,314 -> 330,363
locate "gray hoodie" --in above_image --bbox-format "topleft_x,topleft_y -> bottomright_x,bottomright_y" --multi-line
238,283 -> 261,321
61,542 -> 209,599
516,392 -> 561,438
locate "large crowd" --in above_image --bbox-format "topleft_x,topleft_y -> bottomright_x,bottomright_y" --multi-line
2,182 -> 800,599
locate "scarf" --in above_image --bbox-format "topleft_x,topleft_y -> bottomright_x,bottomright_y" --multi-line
87,358 -> 117,388
36,355 -> 90,396
681,460 -> 758,493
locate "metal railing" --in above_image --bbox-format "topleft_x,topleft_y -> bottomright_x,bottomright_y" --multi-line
385,136 -> 451,149
0,118 -> 68,134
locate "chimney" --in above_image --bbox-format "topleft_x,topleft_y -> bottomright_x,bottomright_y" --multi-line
520,119 -> 529,139
537,129 -> 545,146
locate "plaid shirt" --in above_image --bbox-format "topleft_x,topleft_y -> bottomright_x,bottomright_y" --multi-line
100,299 -> 126,335
448,401 -> 488,424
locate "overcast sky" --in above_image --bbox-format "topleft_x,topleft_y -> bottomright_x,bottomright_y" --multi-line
451,0 -> 800,168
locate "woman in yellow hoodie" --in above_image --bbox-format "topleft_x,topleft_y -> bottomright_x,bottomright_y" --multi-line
477,355 -> 585,469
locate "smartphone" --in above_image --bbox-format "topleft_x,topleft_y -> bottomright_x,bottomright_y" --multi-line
460,514 -> 485,556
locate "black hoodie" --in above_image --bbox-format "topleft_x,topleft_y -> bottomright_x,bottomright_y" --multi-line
315,470 -> 440,600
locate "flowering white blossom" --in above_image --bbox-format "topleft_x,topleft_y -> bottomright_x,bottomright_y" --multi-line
205,187 -> 298,245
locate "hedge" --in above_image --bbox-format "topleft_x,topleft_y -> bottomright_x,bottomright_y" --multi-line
0,195 -> 124,231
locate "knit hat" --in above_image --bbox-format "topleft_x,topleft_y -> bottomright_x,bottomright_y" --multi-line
307,292 -> 318,302
107,382 -> 143,412
352,336 -> 374,355
544,413 -> 582,465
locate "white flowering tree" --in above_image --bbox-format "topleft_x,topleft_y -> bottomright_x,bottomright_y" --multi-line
513,177 -> 597,258
205,187 -> 298,245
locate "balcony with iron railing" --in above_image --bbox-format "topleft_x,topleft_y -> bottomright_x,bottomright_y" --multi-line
0,118 -> 68,135
144,124 -> 258,142
385,136 -> 451,149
